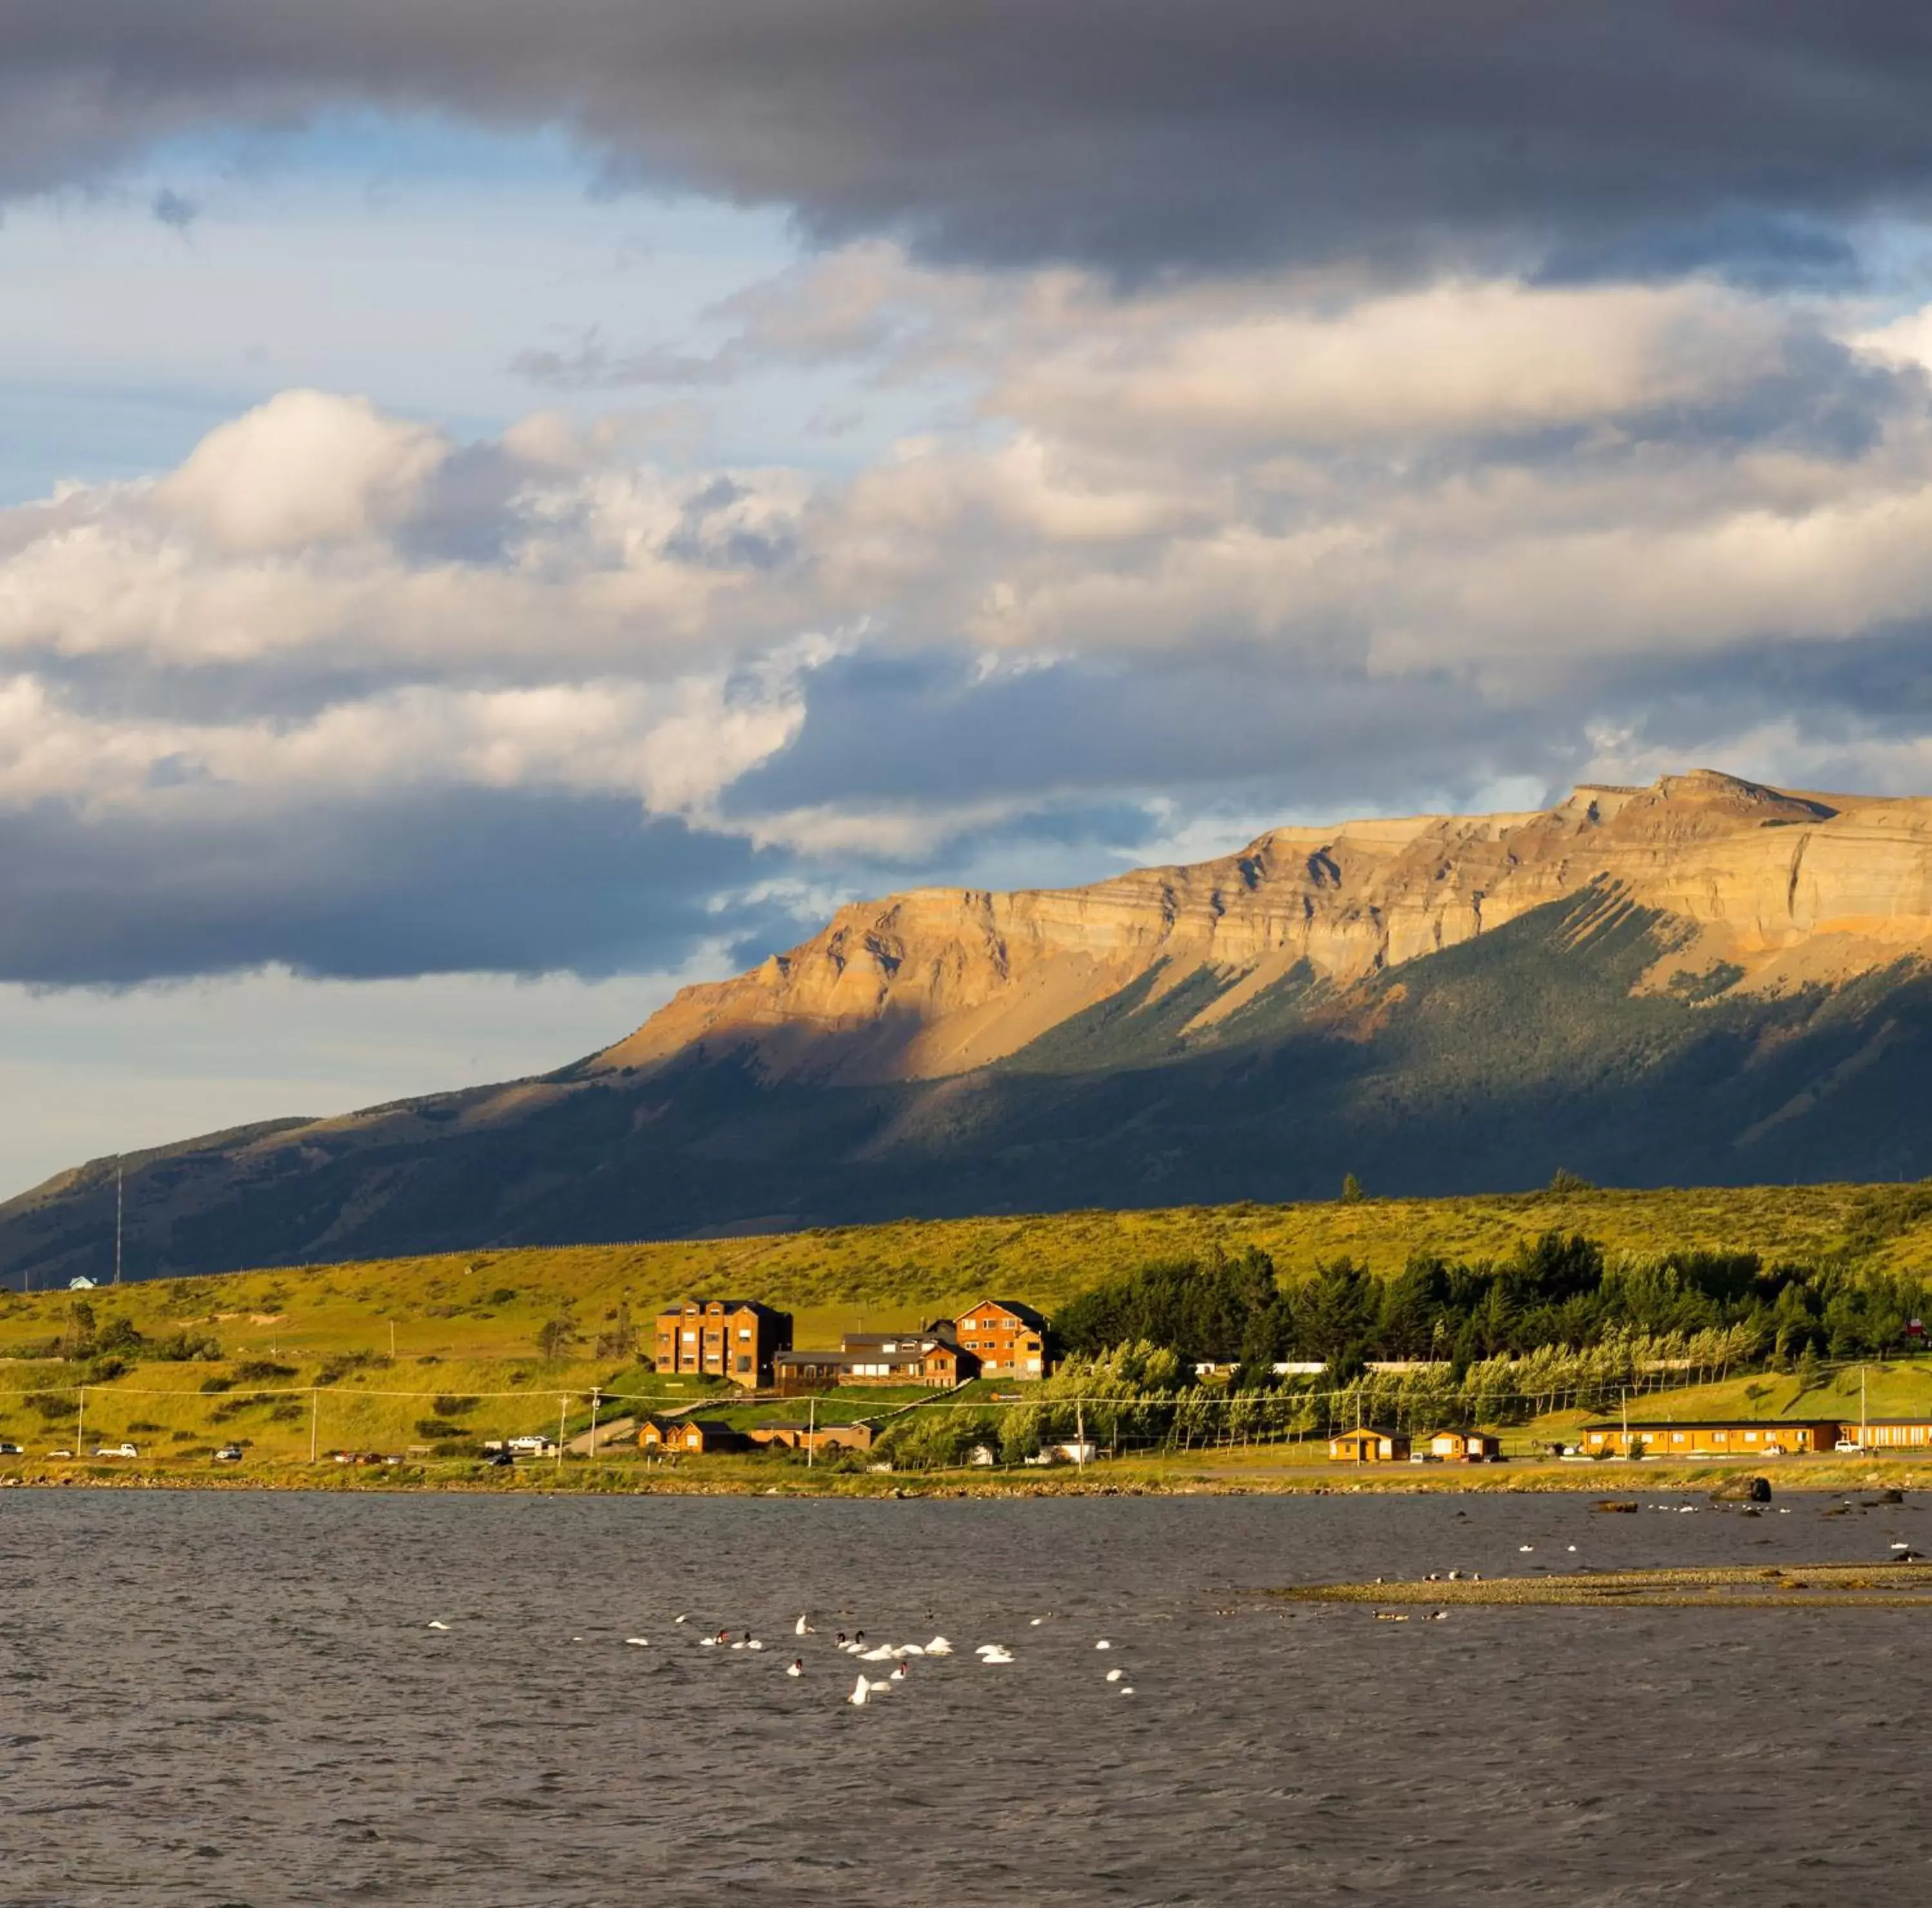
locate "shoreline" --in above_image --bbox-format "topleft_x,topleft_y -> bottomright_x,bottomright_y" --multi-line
4,1455 -> 1928,1498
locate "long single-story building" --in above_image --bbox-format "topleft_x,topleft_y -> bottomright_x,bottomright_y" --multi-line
745,1420 -> 876,1453
774,1331 -> 973,1392
1580,1419 -> 1839,1457
1329,1427 -> 1411,1462
1841,1419 -> 1932,1450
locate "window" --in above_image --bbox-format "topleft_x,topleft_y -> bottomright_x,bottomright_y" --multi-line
736,1355 -> 752,1373
739,1328 -> 752,1340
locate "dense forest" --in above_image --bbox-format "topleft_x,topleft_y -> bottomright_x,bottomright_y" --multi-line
1052,1233 -> 1929,1377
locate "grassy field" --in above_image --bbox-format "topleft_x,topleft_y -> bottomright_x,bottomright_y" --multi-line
4,1178 -> 1932,1473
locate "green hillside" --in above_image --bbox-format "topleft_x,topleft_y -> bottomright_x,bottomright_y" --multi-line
4,1174 -> 1932,1469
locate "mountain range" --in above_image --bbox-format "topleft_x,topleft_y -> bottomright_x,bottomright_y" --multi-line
12,767 -> 1932,1286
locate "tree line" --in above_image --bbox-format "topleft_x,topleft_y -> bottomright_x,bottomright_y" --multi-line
1052,1234 -> 1928,1377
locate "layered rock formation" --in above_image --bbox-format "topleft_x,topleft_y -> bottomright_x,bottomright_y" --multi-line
598,770 -> 1932,1084
14,765 -> 1932,1284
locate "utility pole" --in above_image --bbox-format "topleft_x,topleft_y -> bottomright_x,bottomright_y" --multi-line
389,1320 -> 397,1360
310,1388 -> 320,1464
556,1395 -> 567,1474
113,1159 -> 123,1287
806,1393 -> 816,1469
1861,1365 -> 1869,1452
1621,1385 -> 1629,1456
1076,1400 -> 1086,1471
589,1387 -> 601,1458
75,1385 -> 84,1455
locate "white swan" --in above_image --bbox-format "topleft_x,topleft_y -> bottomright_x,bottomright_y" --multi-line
848,1675 -> 870,1707
978,1645 -> 1015,1665
426,1621 -> 450,1631
746,1640 -> 765,1652
893,1644 -> 925,1657
624,1636 -> 650,1646
859,1644 -> 896,1661
787,1659 -> 804,1677
1095,1640 -> 1112,1650
925,1637 -> 954,1655
889,1662 -> 909,1681
1105,1668 -> 1122,1682
795,1614 -> 813,1635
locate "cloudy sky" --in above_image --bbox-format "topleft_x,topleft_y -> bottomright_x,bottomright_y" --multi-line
9,4 -> 1932,1192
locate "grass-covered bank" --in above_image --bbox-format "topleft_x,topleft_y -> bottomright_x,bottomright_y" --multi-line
8,1449 -> 1932,1498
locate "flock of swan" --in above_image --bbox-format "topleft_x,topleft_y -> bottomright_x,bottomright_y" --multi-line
430,1608 -> 1135,1705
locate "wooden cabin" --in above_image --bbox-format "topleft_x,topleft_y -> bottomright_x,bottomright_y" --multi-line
1424,1428 -> 1504,1462
638,1417 -> 744,1455
1328,1427 -> 1410,1462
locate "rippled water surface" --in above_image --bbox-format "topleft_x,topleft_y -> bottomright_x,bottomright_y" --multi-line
3,1487 -> 1929,1905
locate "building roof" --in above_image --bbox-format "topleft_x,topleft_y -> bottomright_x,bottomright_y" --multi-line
658,1297 -> 788,1317
957,1297 -> 1048,1328
1331,1426 -> 1403,1440
1581,1418 -> 1838,1431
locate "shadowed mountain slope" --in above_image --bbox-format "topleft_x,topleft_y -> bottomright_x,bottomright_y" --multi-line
11,770 -> 1932,1285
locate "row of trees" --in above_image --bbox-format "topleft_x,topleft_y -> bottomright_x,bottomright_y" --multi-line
872,1326 -> 1779,1468
1053,1234 -> 1931,1377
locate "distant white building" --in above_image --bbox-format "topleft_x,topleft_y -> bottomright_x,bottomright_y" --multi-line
68,1276 -> 99,1290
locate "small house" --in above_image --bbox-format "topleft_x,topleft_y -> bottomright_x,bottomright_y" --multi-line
639,1417 -> 744,1455
1424,1428 -> 1503,1463
1328,1427 -> 1410,1463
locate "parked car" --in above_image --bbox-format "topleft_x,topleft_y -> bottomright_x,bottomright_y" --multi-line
94,1442 -> 138,1458
484,1450 -> 514,1467
0,1440 -> 22,1455
1835,1439 -> 1866,1454
46,1449 -> 73,1458
213,1444 -> 244,1462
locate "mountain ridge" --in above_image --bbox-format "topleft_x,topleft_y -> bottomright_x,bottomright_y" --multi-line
12,767 -> 1932,1286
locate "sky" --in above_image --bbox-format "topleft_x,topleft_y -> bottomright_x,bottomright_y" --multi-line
11,5 -> 1932,1192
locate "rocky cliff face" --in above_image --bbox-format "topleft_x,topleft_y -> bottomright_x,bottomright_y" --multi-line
14,766 -> 1932,1284
597,770 -> 1932,1084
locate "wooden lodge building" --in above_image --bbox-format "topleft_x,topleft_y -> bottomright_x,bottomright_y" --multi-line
954,1299 -> 1050,1379
653,1300 -> 793,1388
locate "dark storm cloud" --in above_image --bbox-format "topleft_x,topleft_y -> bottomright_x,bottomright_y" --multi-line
0,789 -> 792,985
1592,622 -> 1932,759
722,648 -> 1580,828
13,3 -> 1932,277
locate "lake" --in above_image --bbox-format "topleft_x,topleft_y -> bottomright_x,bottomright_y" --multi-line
2,1487 -> 1927,1904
